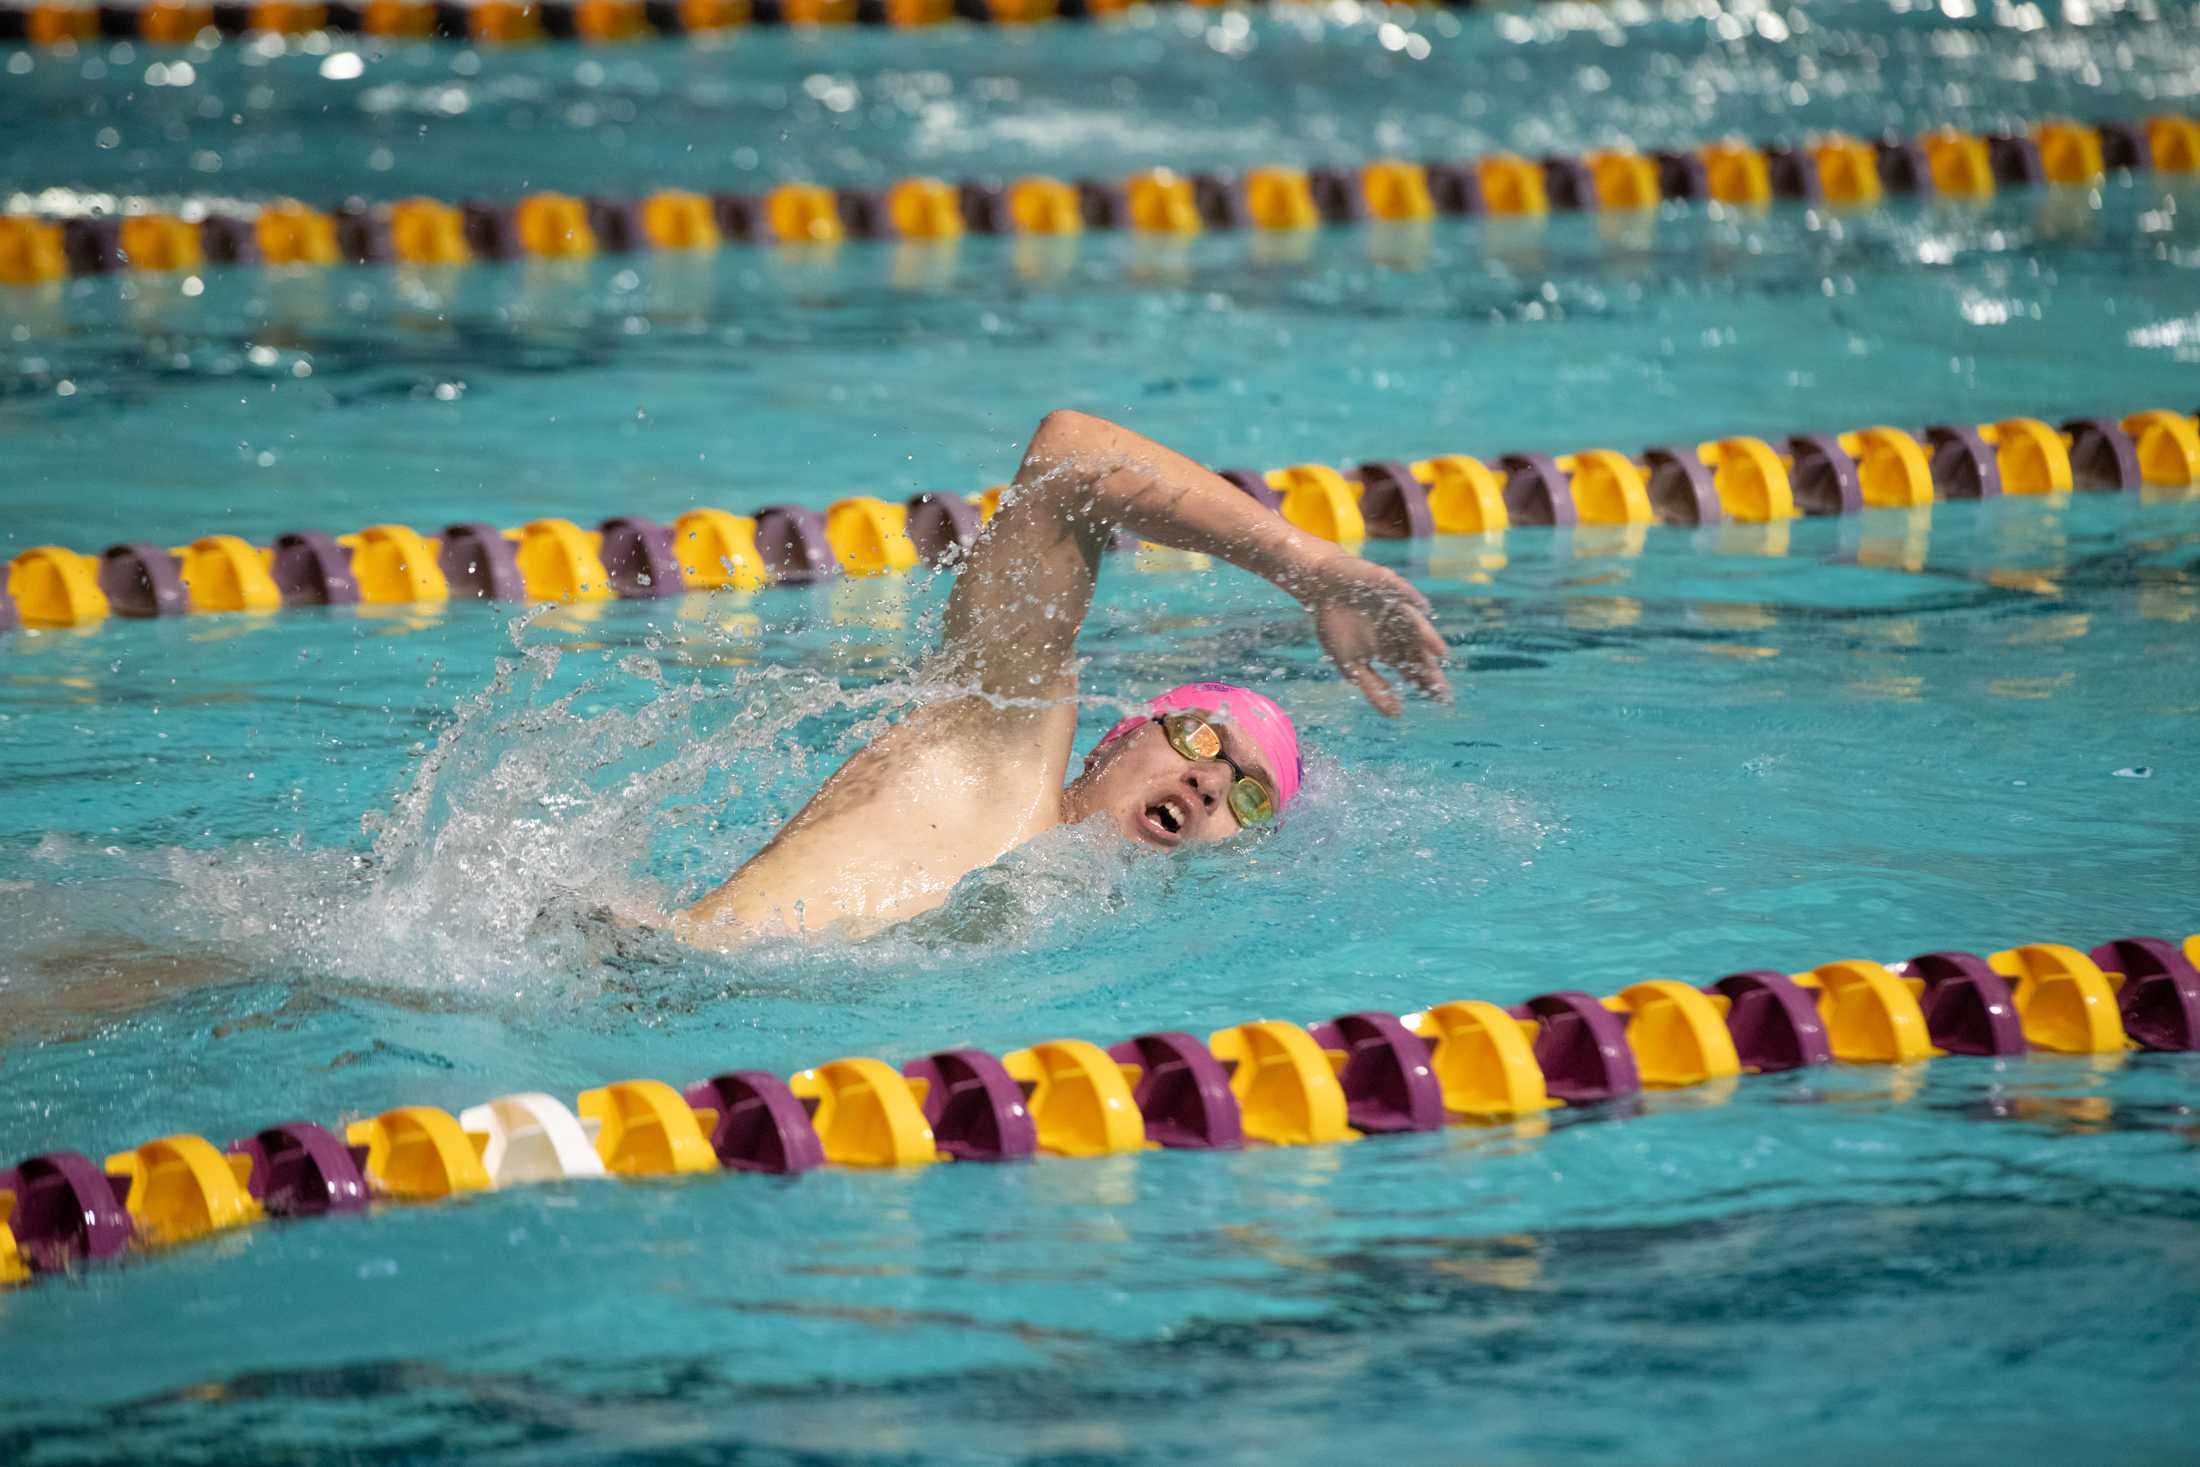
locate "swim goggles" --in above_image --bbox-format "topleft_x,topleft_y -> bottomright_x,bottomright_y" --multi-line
1157,712 -> 1279,828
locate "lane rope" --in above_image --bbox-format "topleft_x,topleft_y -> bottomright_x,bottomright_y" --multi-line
6,407 -> 2195,633
5,932 -> 2194,1285
5,115 -> 2196,288
9,0 -> 1299,47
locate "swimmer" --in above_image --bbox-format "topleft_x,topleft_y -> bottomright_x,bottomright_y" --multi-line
677,411 -> 1450,946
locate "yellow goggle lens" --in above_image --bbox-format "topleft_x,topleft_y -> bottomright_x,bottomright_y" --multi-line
1163,713 -> 1223,761
1162,713 -> 1278,827
1227,777 -> 1277,827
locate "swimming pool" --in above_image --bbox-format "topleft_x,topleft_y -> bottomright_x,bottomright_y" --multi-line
6,1 -> 2200,1461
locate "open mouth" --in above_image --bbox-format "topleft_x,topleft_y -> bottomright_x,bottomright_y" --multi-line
1135,795 -> 1190,846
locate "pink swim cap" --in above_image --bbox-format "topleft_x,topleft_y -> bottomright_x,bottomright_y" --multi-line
1097,681 -> 1304,809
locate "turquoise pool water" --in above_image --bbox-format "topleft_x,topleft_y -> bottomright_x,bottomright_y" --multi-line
7,2 -> 2200,1462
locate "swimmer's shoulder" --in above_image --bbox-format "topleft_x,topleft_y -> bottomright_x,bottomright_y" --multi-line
682,689 -> 1076,943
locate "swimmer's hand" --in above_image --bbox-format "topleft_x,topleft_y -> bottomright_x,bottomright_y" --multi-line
1293,555 -> 1452,716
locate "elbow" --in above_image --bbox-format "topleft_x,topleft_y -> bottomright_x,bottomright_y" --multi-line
1016,410 -> 1138,520
1029,409 -> 1107,464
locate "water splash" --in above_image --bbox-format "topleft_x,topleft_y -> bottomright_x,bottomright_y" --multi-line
4,597 -> 1542,1037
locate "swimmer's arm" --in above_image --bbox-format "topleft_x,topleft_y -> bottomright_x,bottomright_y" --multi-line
939,410 -> 1451,715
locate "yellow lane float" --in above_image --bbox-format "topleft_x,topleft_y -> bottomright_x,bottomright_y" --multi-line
118,215 -> 203,273
1007,177 -> 1084,235
1244,168 -> 1319,230
764,184 -> 846,246
671,509 -> 766,592
1206,1021 -> 1357,1146
511,519 -> 613,602
1266,464 -> 1367,545
2033,121 -> 2106,185
1000,1040 -> 1149,1157
1602,982 -> 1742,1088
786,1058 -> 943,1168
640,191 -> 720,252
344,525 -> 448,604
1987,945 -> 2128,1054
0,1212 -> 25,1286
0,217 -> 67,286
1921,129 -> 1997,197
1477,155 -> 1549,215
8,547 -> 110,627
2145,115 -> 2200,173
257,203 -> 342,266
390,198 -> 471,265
1586,152 -> 1662,210
344,1107 -> 492,1200
1125,170 -> 1202,235
2120,410 -> 2200,486
1403,1000 -> 1555,1120
576,1081 -> 721,1177
886,178 -> 966,240
1810,136 -> 1884,205
103,1134 -> 262,1246
1837,427 -> 1937,508
1696,438 -> 1798,522
1701,142 -> 1774,206
825,497 -> 921,576
1413,455 -> 1509,533
1362,161 -> 1435,221
515,192 -> 597,257
1556,450 -> 1654,526
175,535 -> 281,614
1980,418 -> 2074,495
1790,961 -> 1937,1064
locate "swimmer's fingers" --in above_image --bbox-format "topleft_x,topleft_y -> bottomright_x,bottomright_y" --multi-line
1382,603 -> 1454,704
1317,597 -> 1453,715
1399,648 -> 1452,704
1343,659 -> 1404,718
1315,604 -> 1402,717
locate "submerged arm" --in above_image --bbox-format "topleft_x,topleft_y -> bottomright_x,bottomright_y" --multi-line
939,410 -> 1451,715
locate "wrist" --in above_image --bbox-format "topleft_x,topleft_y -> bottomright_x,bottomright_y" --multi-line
1268,533 -> 1347,603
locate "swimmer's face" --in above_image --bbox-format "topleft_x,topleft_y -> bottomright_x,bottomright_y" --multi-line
1071,711 -> 1274,850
